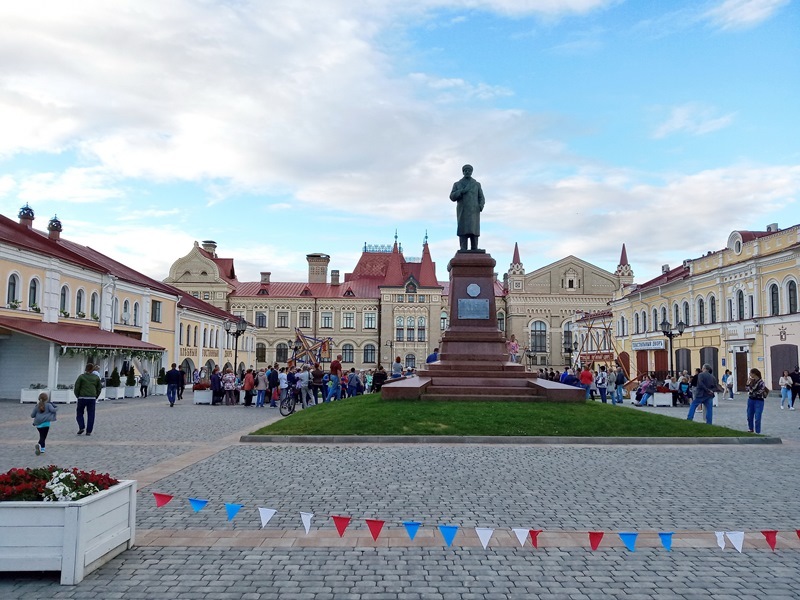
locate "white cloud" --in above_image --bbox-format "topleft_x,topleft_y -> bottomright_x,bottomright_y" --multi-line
0,175 -> 15,198
704,0 -> 790,30
652,103 -> 735,139
17,167 -> 124,204
409,73 -> 513,101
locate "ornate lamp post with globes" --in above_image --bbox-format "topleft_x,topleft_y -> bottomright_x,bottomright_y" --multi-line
224,317 -> 248,376
659,318 -> 686,377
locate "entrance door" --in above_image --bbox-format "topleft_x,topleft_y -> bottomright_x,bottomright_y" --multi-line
618,352 -> 630,378
635,350 -> 648,379
654,349 -> 668,380
735,352 -> 748,391
770,344 -> 799,389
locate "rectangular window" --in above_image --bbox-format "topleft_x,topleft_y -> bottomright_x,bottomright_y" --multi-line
152,300 -> 162,322
396,327 -> 403,341
321,311 -> 333,328
406,327 -> 414,342
299,312 -> 311,328
342,312 -> 355,329
192,292 -> 199,298
417,295 -> 425,303
255,312 -> 267,328
417,325 -> 426,342
363,312 -> 377,329
203,292 -> 210,300
397,294 -> 404,302
277,311 -> 289,328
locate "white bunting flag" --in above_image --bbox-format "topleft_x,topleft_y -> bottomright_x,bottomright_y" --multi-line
475,527 -> 494,550
715,532 -> 726,550
300,512 -> 314,534
725,531 -> 745,553
512,528 -> 529,547
258,508 -> 277,528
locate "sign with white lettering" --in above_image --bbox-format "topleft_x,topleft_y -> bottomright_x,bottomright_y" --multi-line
458,298 -> 489,320
631,340 -> 666,351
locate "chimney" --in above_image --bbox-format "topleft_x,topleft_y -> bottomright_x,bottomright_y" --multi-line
18,204 -> 34,228
766,223 -> 779,233
47,215 -> 63,241
661,264 -> 670,274
201,240 -> 217,257
260,272 -> 271,284
331,270 -> 340,286
306,253 -> 330,284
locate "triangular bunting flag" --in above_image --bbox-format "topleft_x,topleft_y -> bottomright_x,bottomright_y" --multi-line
403,521 -> 421,540
439,525 -> 459,547
188,498 -> 208,512
761,530 -> 777,551
715,531 -> 726,549
225,503 -> 243,521
619,532 -> 638,552
796,529 -> 800,540
659,532 -> 674,551
512,528 -> 529,547
365,519 -> 385,541
475,527 -> 494,550
332,515 -> 351,537
258,508 -> 277,528
726,531 -> 745,553
588,531 -> 604,551
153,492 -> 173,507
529,529 -> 542,549
300,512 -> 314,534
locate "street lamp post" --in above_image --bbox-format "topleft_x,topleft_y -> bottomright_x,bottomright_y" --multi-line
224,317 -> 248,377
384,340 -> 394,365
659,318 -> 686,377
564,341 -> 578,369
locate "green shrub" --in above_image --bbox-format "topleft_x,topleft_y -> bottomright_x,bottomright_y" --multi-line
109,367 -> 121,387
125,367 -> 136,386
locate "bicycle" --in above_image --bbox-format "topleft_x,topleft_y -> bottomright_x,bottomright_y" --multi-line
279,388 -> 311,416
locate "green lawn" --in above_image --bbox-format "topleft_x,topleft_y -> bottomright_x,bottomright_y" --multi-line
251,393 -> 751,437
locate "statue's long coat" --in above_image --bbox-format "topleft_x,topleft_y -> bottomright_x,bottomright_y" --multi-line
450,177 -> 485,236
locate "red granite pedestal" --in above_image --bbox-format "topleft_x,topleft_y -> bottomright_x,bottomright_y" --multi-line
381,251 -> 583,403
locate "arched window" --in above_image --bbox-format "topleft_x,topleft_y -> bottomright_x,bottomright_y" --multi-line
193,326 -> 198,347
122,299 -> 130,323
60,285 -> 69,312
661,307 -> 667,326
395,316 -> 403,342
179,324 -> 183,345
529,320 -> 546,352
133,302 -> 140,326
76,289 -> 85,316
90,292 -> 98,319
7,274 -> 19,305
563,321 -> 573,347
697,298 -> 705,325
406,317 -> 415,341
417,317 -> 426,342
342,344 -> 354,363
113,297 -> 119,323
276,343 -> 288,363
363,344 -> 376,363
651,309 -> 657,331
641,310 -> 647,332
683,301 -> 690,325
404,353 -> 416,368
634,313 -> 640,334
727,299 -> 733,321
789,281 -> 798,314
710,296 -> 717,323
256,343 -> 266,362
203,328 -> 208,347
674,303 -> 680,326
440,311 -> 448,331
28,279 -> 39,309
770,284 -> 780,316
497,311 -> 505,332
737,290 -> 745,320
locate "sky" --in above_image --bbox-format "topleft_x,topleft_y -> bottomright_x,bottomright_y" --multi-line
1,0 -> 798,286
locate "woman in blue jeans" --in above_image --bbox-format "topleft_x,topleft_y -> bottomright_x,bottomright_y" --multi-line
745,368 -> 769,434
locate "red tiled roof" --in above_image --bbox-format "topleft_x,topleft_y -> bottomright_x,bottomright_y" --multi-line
619,243 -> 629,266
175,291 -> 238,320
627,264 -> 690,295
737,230 -> 773,243
197,248 -> 237,284
230,280 -> 385,299
0,315 -> 164,350
512,242 -> 521,265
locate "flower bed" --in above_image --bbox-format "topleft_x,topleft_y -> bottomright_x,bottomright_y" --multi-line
0,466 -> 136,585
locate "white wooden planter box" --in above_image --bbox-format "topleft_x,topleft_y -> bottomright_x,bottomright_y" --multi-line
124,386 -> 140,398
0,479 -> 136,585
20,389 -> 76,404
154,384 -> 168,396
105,387 -> 124,400
647,392 -> 673,407
193,389 -> 213,404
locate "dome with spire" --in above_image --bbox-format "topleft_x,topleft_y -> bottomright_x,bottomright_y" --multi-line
47,215 -> 63,233
18,204 -> 35,220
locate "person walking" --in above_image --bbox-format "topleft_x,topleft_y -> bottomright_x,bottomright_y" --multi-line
595,365 -> 609,403
687,364 -> 718,424
267,365 -> 279,408
310,363 -> 325,404
779,370 -> 793,409
278,367 -> 289,404
165,363 -> 181,407
790,366 -> 800,410
745,368 -> 769,433
139,369 -> 150,398
347,367 -> 360,398
222,368 -> 237,405
210,366 -> 223,405
722,369 -> 734,399
255,368 -> 268,407
31,392 -> 57,455
242,368 -> 255,406
297,365 -> 312,408
74,362 -> 102,435
579,366 -> 593,400
177,368 -> 186,401
326,355 -> 344,402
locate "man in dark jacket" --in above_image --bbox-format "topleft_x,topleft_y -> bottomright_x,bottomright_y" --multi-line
267,366 -> 280,408
74,362 -> 102,435
210,367 -> 223,405
165,363 -> 182,407
687,364 -> 718,424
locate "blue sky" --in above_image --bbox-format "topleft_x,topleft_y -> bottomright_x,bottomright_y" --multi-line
1,0 -> 798,285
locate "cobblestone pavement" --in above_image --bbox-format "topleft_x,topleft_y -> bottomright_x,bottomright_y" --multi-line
2,392 -> 800,599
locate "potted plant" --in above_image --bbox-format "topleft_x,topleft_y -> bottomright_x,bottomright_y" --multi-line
192,381 -> 212,404
105,367 -> 124,399
91,313 -> 100,321
30,303 -> 41,313
124,367 -> 138,398
7,299 -> 20,310
50,384 -> 75,404
59,309 -> 70,318
0,466 -> 136,585
154,367 -> 167,396
76,311 -> 86,318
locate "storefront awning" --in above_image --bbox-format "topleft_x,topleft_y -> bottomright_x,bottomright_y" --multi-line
0,315 -> 164,351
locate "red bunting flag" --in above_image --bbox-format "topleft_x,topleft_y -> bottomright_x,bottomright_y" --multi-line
589,531 -> 604,551
797,530 -> 800,540
365,519 -> 385,541
152,492 -> 173,507
761,530 -> 777,551
529,529 -> 542,548
332,515 -> 351,537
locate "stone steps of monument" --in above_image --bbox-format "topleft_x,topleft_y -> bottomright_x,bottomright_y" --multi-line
420,392 -> 548,402
422,365 -> 528,377
429,377 -> 531,388
424,385 -> 540,397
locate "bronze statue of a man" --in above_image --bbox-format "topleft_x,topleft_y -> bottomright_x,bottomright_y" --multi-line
449,164 -> 485,251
